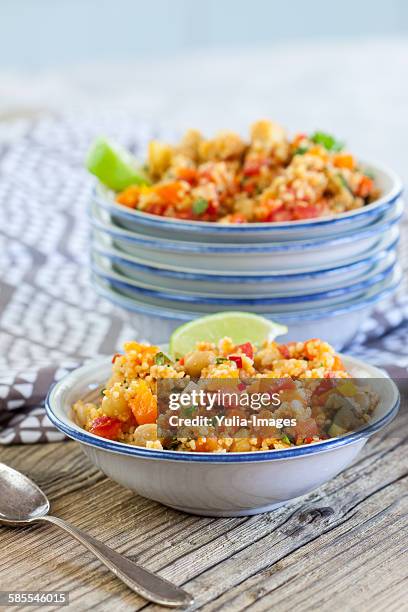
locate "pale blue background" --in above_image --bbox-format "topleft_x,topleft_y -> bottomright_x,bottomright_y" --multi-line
1,0 -> 408,69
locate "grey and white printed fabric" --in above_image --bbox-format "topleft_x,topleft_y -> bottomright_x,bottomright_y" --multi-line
0,113 -> 407,444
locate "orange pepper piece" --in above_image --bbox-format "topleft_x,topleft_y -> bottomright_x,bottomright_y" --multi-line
116,185 -> 140,208
356,176 -> 374,198
155,181 -> 183,205
177,167 -> 199,183
195,437 -> 219,452
129,381 -> 158,425
332,355 -> 345,371
333,153 -> 355,169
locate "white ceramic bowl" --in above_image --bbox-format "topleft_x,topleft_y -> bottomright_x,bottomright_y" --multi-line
91,267 -> 401,349
45,355 -> 399,517
93,219 -> 399,279
92,161 -> 402,243
92,248 -> 397,301
90,207 -> 401,273
91,265 -> 400,315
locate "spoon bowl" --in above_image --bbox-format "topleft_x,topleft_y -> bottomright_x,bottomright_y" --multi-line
0,463 -> 50,525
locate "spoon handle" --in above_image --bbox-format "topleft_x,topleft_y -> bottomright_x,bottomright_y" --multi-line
38,515 -> 192,608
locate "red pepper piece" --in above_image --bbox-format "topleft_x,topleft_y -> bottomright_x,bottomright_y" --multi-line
228,355 -> 243,369
237,342 -> 254,359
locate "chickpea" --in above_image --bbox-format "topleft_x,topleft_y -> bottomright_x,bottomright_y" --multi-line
101,391 -> 131,421
133,423 -> 158,447
183,350 -> 215,377
230,438 -> 252,452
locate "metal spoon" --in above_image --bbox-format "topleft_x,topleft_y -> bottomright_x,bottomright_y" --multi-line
0,463 -> 193,608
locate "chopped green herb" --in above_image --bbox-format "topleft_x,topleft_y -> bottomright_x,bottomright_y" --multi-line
281,434 -> 291,445
337,173 -> 353,194
363,169 -> 375,180
183,405 -> 196,418
155,351 -> 172,366
216,357 -> 228,364
192,198 -> 209,215
294,146 -> 309,155
310,131 -> 344,152
100,388 -> 105,396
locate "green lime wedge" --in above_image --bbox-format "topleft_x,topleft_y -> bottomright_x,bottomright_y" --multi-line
86,137 -> 150,191
169,312 -> 288,358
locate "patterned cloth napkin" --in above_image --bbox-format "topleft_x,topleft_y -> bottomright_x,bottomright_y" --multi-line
0,114 -> 407,444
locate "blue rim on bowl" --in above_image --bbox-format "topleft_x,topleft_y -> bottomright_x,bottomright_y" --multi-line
92,236 -> 399,283
91,266 -> 401,322
45,355 -> 399,463
89,206 -> 402,254
91,259 -> 397,306
93,161 -> 403,235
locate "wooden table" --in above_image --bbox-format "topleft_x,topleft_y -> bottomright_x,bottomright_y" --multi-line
1,397 -> 407,612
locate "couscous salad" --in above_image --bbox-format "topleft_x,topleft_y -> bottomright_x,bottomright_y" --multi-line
73,337 -> 377,453
87,120 -> 379,223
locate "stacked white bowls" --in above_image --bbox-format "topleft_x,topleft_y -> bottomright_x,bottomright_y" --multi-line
90,162 -> 403,348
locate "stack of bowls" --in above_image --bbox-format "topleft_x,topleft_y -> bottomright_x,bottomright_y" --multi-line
90,162 -> 403,349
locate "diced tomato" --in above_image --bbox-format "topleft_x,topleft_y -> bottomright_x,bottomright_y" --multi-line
314,379 -> 335,396
175,210 -> 195,220
237,342 -> 254,359
278,344 -> 290,359
176,167 -> 199,184
294,418 -> 319,439
178,357 -> 185,365
241,181 -> 256,195
243,158 -> 268,177
90,416 -> 122,440
304,437 -> 315,444
269,378 -> 296,393
205,200 -> 219,220
228,355 -> 243,369
146,202 -> 167,216
237,382 -> 246,391
198,164 -> 218,182
111,353 -> 121,363
356,176 -> 374,198
292,133 -> 308,145
304,339 -> 320,360
267,208 -> 293,222
292,204 -> 321,220
312,380 -> 335,405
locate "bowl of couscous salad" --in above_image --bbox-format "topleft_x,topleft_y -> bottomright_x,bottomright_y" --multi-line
87,120 -> 402,241
46,314 -> 399,516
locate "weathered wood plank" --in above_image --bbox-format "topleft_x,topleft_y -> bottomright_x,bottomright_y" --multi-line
0,406 -> 407,612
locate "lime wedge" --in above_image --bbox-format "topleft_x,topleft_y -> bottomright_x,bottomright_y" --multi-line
169,312 -> 288,358
86,137 -> 150,191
